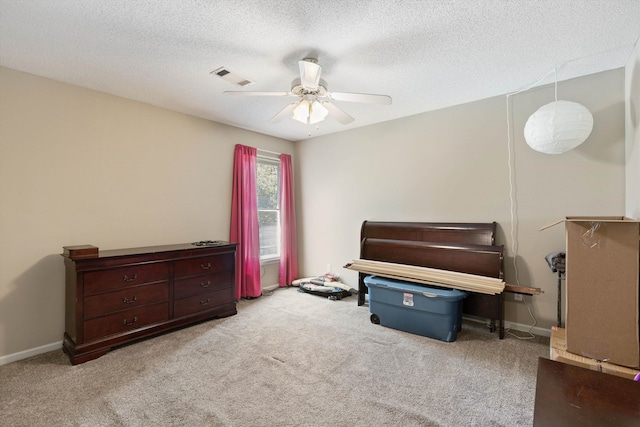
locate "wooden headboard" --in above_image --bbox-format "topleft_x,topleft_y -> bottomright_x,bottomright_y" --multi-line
358,221 -> 506,338
361,239 -> 503,278
361,221 -> 497,246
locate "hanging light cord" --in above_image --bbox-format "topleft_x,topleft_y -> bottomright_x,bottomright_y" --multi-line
505,66 -> 556,286
554,66 -> 558,102
504,67 -> 558,340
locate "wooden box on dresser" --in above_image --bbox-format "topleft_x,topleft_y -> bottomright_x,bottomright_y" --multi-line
62,242 -> 237,365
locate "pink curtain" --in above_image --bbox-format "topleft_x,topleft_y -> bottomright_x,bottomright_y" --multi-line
279,154 -> 299,286
230,145 -> 262,299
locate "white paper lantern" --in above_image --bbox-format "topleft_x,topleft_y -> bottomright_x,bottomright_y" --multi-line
523,100 -> 594,154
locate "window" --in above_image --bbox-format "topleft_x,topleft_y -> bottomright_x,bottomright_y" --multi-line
256,157 -> 280,261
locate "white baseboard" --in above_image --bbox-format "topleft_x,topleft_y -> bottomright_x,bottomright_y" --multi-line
464,316 -> 551,338
0,341 -> 62,366
262,283 -> 279,292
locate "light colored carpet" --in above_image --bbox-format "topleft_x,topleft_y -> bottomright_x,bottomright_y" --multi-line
0,287 -> 549,426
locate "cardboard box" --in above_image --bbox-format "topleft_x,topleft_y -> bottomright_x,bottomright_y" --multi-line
542,217 -> 640,369
550,327 -> 640,380
364,275 -> 467,342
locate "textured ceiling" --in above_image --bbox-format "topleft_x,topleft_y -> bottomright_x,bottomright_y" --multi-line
1,1 -> 639,141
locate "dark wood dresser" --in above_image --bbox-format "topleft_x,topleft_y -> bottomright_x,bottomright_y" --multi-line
62,242 -> 237,365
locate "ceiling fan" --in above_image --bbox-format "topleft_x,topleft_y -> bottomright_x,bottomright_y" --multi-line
224,58 -> 392,125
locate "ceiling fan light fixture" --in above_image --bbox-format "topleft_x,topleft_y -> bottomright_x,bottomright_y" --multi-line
292,100 -> 310,123
309,100 -> 329,124
292,99 -> 328,124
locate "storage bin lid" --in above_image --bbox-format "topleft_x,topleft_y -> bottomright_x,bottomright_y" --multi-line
364,275 -> 467,300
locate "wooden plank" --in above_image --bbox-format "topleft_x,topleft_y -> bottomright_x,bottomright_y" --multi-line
353,258 -> 504,285
504,283 -> 543,295
348,263 -> 501,293
346,258 -> 505,295
350,259 -> 504,288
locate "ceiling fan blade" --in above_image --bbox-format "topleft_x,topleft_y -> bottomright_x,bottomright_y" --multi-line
224,91 -> 294,97
322,101 -> 354,125
327,91 -> 392,105
268,102 -> 300,124
299,59 -> 321,90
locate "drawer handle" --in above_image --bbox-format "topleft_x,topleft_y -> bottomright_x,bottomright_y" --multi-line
200,298 -> 210,305
123,274 -> 138,282
123,295 -> 137,304
200,280 -> 212,288
200,262 -> 211,270
123,316 -> 138,326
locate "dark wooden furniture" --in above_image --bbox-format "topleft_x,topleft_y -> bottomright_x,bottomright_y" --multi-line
62,242 -> 237,365
360,221 -> 496,245
533,357 -> 640,426
358,221 -> 506,338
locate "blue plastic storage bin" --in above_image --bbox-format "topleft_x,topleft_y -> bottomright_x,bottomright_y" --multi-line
364,275 -> 467,342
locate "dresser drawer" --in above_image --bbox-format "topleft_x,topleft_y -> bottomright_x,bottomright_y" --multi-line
174,254 -> 233,279
173,288 -> 233,318
173,271 -> 232,299
84,282 -> 170,320
84,263 -> 169,295
83,302 -> 169,342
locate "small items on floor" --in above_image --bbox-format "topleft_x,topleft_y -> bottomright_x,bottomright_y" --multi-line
293,273 -> 357,300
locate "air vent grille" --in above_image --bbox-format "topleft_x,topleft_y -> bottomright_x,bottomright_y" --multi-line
211,67 -> 254,87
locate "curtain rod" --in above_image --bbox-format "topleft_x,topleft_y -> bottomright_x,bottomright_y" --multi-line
257,148 -> 281,156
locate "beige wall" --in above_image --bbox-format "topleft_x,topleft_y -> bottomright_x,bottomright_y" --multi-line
0,64 -> 630,361
295,69 -> 626,334
0,67 -> 293,361
626,38 -> 640,218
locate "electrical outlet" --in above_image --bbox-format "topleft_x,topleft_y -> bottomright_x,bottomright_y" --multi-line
514,294 -> 523,301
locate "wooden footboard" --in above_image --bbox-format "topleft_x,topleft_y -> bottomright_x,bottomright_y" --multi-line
358,221 -> 506,338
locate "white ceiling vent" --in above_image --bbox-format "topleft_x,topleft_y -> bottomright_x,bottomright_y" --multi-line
210,67 -> 254,87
